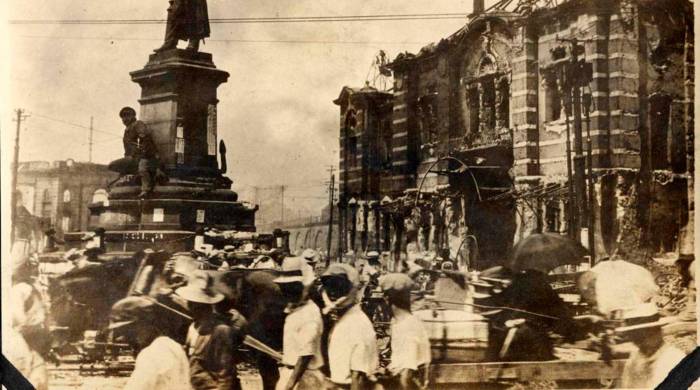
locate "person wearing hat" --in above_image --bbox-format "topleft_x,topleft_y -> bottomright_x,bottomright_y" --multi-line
379,273 -> 430,390
251,254 -> 279,270
321,263 -> 379,389
274,257 -> 325,390
358,251 -> 382,309
109,296 -> 191,390
12,190 -> 41,258
301,248 -> 319,271
176,271 -> 239,390
7,253 -> 49,390
43,227 -> 63,253
618,303 -> 685,389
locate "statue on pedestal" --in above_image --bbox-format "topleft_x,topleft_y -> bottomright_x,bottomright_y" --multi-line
155,0 -> 210,53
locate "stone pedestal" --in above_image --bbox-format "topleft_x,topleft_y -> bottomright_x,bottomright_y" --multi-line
65,49 -> 256,251
130,49 -> 228,178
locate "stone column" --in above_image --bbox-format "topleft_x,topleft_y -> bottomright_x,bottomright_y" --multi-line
511,24 -> 540,176
382,210 -> 391,252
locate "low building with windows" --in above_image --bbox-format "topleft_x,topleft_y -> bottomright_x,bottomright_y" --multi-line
335,0 -> 694,269
17,159 -> 118,236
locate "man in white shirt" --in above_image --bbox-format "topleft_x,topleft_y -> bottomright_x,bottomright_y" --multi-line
274,257 -> 325,390
359,251 -> 381,283
8,254 -> 49,390
321,263 -> 379,389
109,296 -> 191,390
379,273 -> 431,389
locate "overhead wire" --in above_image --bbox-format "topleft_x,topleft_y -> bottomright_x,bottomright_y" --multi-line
15,35 -> 433,46
8,13 -> 470,25
30,111 -> 122,138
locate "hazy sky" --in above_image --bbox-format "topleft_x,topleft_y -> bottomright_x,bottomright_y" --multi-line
4,0 -> 480,212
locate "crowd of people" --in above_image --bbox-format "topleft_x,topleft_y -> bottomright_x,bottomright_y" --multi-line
7,239 -> 696,390
108,248 -> 432,390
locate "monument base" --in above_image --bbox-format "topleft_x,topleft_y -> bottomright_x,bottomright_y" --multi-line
62,49 -> 257,252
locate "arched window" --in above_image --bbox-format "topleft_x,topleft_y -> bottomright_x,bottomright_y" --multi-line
345,110 -> 359,167
63,189 -> 71,203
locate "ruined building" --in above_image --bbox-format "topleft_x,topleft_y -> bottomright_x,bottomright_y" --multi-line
335,0 -> 694,269
17,160 -> 117,236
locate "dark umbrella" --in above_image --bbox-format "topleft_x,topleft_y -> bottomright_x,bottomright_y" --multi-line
508,233 -> 588,273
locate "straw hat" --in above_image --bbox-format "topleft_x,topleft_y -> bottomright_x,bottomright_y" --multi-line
613,303 -> 675,333
175,271 -> 225,304
301,249 -> 318,264
108,296 -> 155,330
321,263 -> 359,287
379,273 -> 415,293
251,255 -> 277,270
274,256 -> 314,285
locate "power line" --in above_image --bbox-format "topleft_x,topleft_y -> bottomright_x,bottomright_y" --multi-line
9,13 -> 469,25
15,35 -> 430,46
30,111 -> 122,138
89,116 -> 94,162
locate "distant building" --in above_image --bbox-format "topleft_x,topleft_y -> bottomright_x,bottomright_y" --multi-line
17,159 -> 118,236
335,0 -> 694,269
278,203 -> 339,255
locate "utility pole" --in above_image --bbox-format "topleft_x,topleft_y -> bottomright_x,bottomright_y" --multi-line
11,109 -> 29,243
326,166 -> 335,266
564,92 -> 577,240
570,38 -> 588,237
556,37 -> 592,242
637,9 -> 651,244
253,186 -> 263,227
550,45 -> 578,240
280,185 -> 286,225
583,88 -> 596,261
89,116 -> 94,162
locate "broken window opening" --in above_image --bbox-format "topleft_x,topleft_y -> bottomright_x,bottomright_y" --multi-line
418,87 -> 439,158
496,76 -> 510,130
545,198 -> 562,233
479,77 -> 497,134
649,93 -> 672,170
546,75 -> 562,122
468,85 -> 480,134
345,110 -> 359,168
381,118 -> 393,168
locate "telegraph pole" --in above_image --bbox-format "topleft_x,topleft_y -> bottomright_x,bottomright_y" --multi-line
253,186 -> 263,227
280,185 -> 286,225
326,166 -> 335,266
556,37 -> 592,242
583,89 -> 596,261
89,116 -> 94,162
11,109 -> 29,243
569,38 -> 588,236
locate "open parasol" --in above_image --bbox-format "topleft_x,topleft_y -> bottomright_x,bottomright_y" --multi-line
508,233 -> 588,273
590,260 -> 658,316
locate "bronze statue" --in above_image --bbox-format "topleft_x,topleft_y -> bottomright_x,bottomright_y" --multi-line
155,0 -> 210,53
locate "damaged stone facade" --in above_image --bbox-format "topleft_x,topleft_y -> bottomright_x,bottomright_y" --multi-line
335,0 -> 694,268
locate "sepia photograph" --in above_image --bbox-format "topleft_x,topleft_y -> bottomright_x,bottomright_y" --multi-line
1,0 -> 698,389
